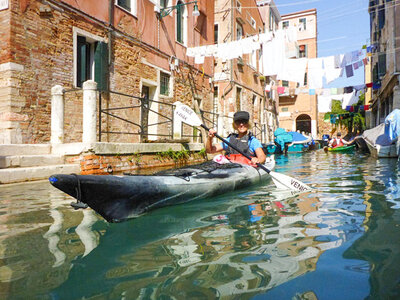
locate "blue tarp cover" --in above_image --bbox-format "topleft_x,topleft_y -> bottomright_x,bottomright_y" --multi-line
384,109 -> 400,142
274,128 -> 293,151
288,131 -> 309,142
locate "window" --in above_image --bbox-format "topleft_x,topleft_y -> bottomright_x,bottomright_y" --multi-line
236,87 -> 242,111
299,44 -> 308,58
250,16 -> 256,29
282,107 -> 288,112
236,22 -> 243,40
249,50 -> 257,69
282,80 -> 289,87
282,21 -> 289,29
214,23 -> 218,44
299,18 -> 306,31
74,30 -> 108,90
116,0 -> 137,15
304,72 -> 308,86
160,72 -> 170,96
176,1 -> 187,45
269,10 -> 277,31
160,0 -> 168,9
236,0 -> 241,13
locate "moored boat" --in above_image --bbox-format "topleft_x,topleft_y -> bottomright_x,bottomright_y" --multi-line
49,159 -> 275,222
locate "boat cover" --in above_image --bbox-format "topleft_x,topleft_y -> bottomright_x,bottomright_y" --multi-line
384,109 -> 400,142
274,128 -> 293,151
362,123 -> 393,146
288,131 -> 312,144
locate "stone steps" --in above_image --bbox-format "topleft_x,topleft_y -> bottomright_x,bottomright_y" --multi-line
0,154 -> 65,168
0,164 -> 80,184
0,144 -> 80,184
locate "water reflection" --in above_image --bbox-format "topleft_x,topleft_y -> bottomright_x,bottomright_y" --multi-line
0,153 -> 399,299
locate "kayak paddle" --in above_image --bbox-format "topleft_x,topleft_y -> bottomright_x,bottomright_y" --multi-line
174,102 -> 312,192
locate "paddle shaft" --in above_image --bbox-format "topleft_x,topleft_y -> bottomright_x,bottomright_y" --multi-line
201,124 -> 271,174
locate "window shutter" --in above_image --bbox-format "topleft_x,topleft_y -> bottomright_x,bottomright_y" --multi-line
176,5 -> 182,43
305,45 -> 308,57
77,36 -> 87,87
378,53 -> 386,78
94,42 -> 108,91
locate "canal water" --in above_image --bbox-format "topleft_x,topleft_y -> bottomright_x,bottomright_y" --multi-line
1,150 -> 400,299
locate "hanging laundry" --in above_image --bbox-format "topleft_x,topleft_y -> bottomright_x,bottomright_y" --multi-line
277,86 -> 285,94
345,64 -> 354,78
330,88 -> 338,95
344,86 -> 354,93
366,82 -> 373,88
262,30 -> 285,76
351,50 -> 360,62
324,56 -> 342,84
354,84 -> 366,91
308,58 -> 324,89
277,58 -> 307,84
318,95 -> 332,113
342,91 -> 359,109
309,89 -> 316,95
353,62 -> 359,70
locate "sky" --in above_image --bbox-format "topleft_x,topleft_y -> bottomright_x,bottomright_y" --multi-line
274,0 -> 370,88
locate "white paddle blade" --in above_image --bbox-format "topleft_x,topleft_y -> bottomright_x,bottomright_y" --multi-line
270,171 -> 312,192
174,103 -> 202,127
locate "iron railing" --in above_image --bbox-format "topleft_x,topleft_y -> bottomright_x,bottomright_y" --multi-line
98,91 -> 175,142
181,109 -> 219,142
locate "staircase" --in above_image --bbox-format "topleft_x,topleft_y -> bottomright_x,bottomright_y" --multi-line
0,144 -> 80,184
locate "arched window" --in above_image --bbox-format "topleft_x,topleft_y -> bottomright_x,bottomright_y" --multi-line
176,1 -> 187,45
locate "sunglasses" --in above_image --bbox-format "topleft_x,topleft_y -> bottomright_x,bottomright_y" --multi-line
234,119 -> 249,124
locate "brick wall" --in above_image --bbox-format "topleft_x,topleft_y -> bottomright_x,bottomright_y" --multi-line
1,0 -> 213,144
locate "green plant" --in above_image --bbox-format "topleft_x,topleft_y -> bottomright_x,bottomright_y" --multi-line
129,152 -> 142,165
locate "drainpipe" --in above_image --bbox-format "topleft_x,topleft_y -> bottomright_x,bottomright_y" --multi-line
108,0 -> 114,90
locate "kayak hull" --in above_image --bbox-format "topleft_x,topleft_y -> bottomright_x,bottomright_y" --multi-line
49,161 -> 273,222
326,145 -> 356,153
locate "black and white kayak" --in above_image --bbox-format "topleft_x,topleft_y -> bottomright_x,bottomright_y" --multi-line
49,159 -> 276,222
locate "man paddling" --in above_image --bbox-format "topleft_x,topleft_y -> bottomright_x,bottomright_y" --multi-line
205,111 -> 266,165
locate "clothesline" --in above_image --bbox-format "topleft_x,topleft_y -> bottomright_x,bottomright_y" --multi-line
186,28 -> 367,88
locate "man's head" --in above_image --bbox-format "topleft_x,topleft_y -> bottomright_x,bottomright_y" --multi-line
337,132 -> 342,137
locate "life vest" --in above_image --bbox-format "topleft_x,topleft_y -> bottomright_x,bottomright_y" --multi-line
224,133 -> 256,166
331,138 -> 344,148
225,133 -> 254,156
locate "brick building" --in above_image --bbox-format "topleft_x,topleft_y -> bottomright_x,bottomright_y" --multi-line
0,0 -> 215,144
278,9 -> 318,137
368,0 -> 400,127
213,0 -> 267,142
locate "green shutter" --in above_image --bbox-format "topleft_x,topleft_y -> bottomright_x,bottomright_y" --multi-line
177,5 -> 182,43
378,53 -> 386,78
77,36 -> 86,87
94,42 -> 108,91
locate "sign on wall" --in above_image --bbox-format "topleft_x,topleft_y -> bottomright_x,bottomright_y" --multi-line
0,0 -> 8,11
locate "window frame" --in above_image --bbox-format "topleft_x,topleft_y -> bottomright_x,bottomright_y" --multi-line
176,0 -> 188,45
115,0 -> 137,16
73,27 -> 106,88
299,17 -> 306,31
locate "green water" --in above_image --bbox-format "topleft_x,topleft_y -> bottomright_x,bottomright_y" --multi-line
1,151 -> 400,299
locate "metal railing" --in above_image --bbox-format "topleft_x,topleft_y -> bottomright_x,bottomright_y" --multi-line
181,109 -> 219,142
98,91 -> 175,143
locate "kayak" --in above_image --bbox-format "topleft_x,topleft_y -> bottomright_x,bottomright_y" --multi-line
325,144 -> 356,153
49,159 -> 275,222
